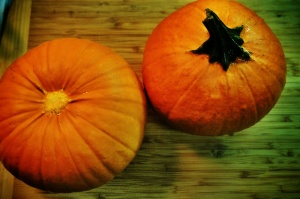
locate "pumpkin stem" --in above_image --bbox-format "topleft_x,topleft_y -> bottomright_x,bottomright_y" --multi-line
43,90 -> 71,114
191,9 -> 250,71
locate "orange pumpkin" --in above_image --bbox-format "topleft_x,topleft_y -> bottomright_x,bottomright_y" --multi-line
142,0 -> 286,136
0,38 -> 146,192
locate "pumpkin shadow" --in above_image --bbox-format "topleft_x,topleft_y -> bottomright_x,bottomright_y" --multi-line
83,96 -> 234,197
95,100 -> 230,197
185,134 -> 230,159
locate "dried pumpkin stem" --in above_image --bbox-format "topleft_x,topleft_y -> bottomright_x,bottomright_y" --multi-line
191,9 -> 250,71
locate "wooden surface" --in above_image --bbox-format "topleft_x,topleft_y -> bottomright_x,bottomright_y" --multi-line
0,0 -> 32,198
1,0 -> 300,198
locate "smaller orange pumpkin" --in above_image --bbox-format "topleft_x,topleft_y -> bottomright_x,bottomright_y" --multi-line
0,38 -> 146,192
142,0 -> 286,136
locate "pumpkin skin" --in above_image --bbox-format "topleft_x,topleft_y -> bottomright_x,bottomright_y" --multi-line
0,38 -> 146,192
142,0 -> 286,136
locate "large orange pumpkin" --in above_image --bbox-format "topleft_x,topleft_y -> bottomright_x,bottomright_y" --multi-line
142,0 -> 286,136
0,38 -> 146,192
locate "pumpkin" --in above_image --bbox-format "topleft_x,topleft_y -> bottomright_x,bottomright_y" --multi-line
0,38 -> 146,192
142,0 -> 286,136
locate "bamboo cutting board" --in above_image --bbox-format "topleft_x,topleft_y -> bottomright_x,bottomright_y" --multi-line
1,0 -> 300,198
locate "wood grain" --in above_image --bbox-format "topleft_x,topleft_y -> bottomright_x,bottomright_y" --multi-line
0,0 -> 32,199
1,0 -> 299,198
